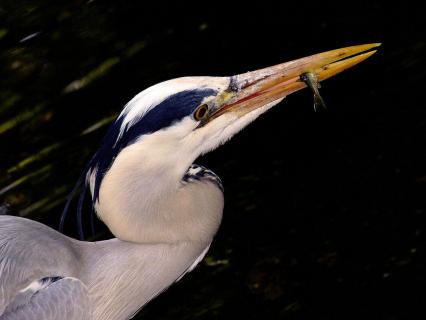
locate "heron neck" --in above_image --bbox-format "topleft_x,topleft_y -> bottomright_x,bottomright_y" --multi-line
94,144 -> 224,244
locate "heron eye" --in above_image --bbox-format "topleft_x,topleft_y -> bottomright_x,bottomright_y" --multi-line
193,104 -> 209,121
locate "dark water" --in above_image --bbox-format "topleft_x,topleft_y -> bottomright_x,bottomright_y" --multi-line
1,1 -> 426,319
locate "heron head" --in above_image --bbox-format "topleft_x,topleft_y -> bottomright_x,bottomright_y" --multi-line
73,43 -> 380,242
88,44 -> 379,204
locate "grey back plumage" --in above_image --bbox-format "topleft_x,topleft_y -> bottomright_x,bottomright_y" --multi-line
1,277 -> 91,320
0,216 -> 82,317
0,214 -> 214,320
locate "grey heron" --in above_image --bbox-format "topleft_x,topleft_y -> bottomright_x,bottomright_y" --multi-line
0,44 -> 379,320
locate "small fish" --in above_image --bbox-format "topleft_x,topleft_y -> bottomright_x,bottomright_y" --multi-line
300,72 -> 327,111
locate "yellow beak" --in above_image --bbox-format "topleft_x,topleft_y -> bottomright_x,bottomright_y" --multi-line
210,43 -> 380,119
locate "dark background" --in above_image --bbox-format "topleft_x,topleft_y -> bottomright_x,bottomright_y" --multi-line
1,0 -> 425,319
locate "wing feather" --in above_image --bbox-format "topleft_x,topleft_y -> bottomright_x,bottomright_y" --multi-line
0,277 -> 91,320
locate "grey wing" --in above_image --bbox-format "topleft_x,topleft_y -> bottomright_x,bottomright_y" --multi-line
0,277 -> 91,320
0,216 -> 81,313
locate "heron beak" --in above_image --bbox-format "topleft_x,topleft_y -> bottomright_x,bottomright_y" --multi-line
209,43 -> 380,119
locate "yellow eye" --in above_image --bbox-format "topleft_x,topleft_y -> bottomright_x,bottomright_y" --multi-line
193,104 -> 209,121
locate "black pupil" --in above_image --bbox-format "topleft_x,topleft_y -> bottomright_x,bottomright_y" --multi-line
196,106 -> 207,119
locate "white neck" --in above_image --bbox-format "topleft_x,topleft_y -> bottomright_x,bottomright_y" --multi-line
95,139 -> 224,245
85,137 -> 224,319
81,134 -> 224,320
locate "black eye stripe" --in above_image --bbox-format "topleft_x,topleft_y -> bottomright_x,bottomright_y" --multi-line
88,88 -> 217,202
